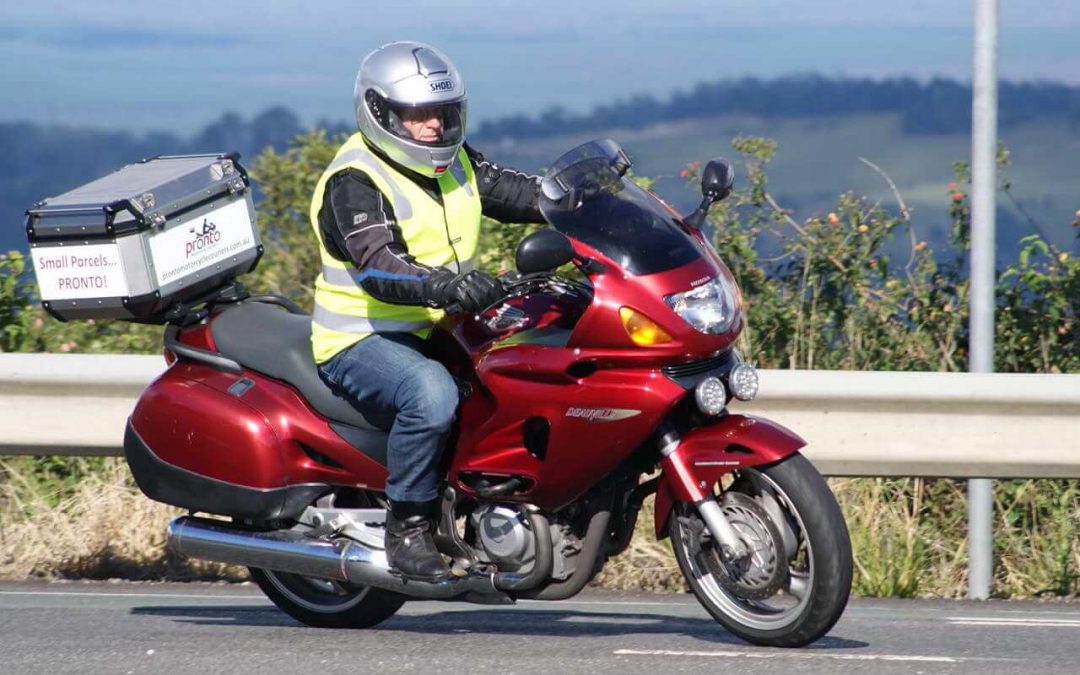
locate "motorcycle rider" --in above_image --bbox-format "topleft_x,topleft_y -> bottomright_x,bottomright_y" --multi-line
309,41 -> 545,580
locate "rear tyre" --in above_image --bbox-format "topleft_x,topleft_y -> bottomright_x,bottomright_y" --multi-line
246,489 -> 405,628
250,567 -> 406,629
671,453 -> 852,647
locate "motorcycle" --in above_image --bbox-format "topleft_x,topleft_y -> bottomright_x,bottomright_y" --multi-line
125,139 -> 852,647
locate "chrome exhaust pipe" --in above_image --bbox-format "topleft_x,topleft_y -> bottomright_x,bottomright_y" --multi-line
167,516 -> 500,599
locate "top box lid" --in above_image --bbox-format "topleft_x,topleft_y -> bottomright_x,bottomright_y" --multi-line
27,152 -> 248,240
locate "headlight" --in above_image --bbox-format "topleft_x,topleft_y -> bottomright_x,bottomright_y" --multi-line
664,276 -> 740,334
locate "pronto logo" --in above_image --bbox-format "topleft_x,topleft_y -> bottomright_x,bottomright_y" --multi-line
428,79 -> 455,93
565,407 -> 642,423
186,218 -> 221,258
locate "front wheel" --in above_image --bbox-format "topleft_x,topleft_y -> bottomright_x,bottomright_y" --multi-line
671,453 -> 852,647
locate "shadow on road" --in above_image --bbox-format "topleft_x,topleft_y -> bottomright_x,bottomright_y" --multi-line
130,605 -> 867,650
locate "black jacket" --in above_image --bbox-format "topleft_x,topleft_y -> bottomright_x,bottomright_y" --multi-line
317,143 -> 545,305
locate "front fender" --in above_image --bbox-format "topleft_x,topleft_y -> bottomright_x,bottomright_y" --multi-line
654,414 -> 806,539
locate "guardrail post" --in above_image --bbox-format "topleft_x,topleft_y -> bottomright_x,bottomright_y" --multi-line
967,479 -> 993,599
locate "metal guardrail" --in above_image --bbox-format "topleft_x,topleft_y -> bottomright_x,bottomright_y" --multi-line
744,369 -> 1080,479
2,353 -> 1080,479
0,354 -> 162,457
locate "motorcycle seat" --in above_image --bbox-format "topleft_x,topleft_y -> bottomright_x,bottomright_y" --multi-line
210,301 -> 390,436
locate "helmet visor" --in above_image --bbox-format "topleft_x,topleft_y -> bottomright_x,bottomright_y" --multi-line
385,100 -> 465,148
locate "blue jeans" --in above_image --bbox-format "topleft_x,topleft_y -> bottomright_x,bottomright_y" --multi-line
317,333 -> 460,503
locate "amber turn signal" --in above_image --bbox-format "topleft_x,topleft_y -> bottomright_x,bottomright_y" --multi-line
620,307 -> 673,346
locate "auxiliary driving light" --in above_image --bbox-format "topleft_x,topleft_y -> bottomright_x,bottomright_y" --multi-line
695,376 -> 727,416
729,363 -> 759,401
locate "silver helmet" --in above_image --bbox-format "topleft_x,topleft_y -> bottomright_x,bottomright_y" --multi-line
354,42 -> 467,177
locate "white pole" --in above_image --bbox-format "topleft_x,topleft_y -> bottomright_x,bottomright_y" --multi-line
968,0 -> 998,601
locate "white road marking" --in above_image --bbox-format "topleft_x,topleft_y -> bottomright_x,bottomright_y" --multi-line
949,616 -> 1080,628
614,648 -> 965,663
0,591 -> 261,600
949,616 -> 1080,622
955,609 -> 1080,616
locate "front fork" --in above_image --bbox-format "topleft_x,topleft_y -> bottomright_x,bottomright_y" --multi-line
658,427 -> 749,561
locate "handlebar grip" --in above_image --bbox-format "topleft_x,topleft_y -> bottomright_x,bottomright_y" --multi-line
497,271 -> 521,289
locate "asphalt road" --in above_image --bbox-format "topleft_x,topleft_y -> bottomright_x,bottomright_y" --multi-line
0,580 -> 1078,674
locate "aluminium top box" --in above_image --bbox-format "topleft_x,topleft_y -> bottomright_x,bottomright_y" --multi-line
26,153 -> 263,323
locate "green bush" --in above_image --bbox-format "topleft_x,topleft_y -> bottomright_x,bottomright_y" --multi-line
0,251 -> 36,353
691,137 -> 1079,374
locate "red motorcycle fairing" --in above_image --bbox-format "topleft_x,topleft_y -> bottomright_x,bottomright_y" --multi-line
653,415 -> 806,539
433,242 -> 744,509
446,240 -> 739,366
450,345 -> 688,508
562,239 -> 744,357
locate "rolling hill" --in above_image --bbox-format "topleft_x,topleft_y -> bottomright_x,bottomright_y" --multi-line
3,77 -> 1077,261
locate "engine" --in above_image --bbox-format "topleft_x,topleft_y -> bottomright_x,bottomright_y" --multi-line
470,504 -> 581,579
472,505 -> 534,569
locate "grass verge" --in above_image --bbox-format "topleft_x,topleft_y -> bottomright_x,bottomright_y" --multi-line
1,459 -> 1077,598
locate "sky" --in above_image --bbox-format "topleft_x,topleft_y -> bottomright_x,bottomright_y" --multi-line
3,1 -> 1080,134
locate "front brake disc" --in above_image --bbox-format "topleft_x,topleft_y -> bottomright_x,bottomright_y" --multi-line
703,491 -> 790,600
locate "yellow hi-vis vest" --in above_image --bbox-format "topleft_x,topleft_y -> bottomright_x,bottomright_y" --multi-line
309,134 -> 481,363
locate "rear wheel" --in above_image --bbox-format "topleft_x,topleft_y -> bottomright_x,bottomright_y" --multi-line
671,453 -> 852,647
249,567 -> 405,628
247,489 -> 405,628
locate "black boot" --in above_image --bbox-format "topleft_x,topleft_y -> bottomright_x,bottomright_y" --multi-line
385,500 -> 451,581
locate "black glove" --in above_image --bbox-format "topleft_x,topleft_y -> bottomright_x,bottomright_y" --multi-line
423,268 -> 503,313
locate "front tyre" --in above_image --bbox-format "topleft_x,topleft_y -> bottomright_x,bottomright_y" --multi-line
671,453 -> 852,647
249,568 -> 405,629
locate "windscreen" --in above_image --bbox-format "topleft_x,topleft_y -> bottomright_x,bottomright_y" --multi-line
539,140 -> 702,276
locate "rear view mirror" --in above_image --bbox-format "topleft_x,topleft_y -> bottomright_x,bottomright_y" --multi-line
701,159 -> 735,203
515,229 -> 575,274
685,158 -> 735,229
